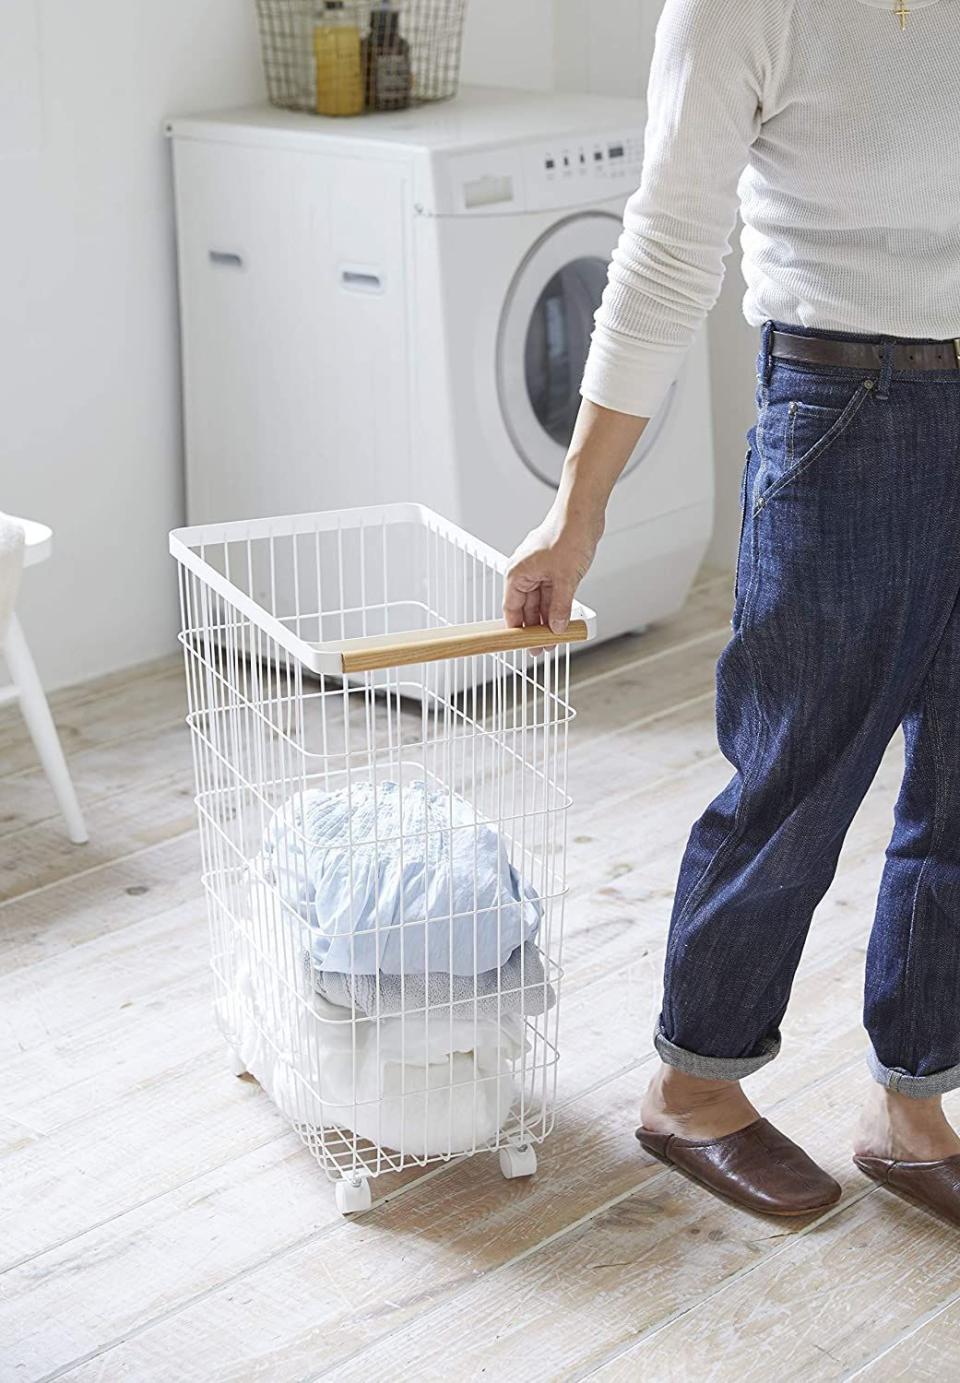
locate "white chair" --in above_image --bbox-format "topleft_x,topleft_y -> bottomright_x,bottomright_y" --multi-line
0,516 -> 88,844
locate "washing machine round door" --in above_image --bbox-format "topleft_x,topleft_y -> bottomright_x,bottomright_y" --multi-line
496,211 -> 677,488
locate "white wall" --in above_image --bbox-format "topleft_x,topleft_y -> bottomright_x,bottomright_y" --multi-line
554,0 -> 655,96
462,0 -> 657,98
461,0 -> 556,91
1,1 -> 264,690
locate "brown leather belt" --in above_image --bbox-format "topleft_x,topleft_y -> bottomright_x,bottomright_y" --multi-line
771,329 -> 960,372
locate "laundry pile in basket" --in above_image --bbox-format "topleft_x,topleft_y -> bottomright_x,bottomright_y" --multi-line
218,779 -> 555,1157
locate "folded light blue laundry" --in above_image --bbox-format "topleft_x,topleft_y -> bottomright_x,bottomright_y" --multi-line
312,940 -> 556,1020
261,779 -> 542,976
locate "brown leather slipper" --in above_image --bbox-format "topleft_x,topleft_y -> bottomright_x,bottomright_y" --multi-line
635,1117 -> 842,1218
853,1153 -> 960,1228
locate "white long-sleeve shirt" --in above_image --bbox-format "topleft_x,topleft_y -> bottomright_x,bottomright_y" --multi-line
580,0 -> 960,419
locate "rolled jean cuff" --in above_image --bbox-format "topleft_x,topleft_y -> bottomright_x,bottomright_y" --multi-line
867,1045 -> 960,1099
652,1021 -> 781,1081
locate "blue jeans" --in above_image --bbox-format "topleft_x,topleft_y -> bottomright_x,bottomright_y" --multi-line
655,317 -> 960,1098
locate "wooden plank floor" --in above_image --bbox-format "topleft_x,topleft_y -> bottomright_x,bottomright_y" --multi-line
2,565 -> 958,1383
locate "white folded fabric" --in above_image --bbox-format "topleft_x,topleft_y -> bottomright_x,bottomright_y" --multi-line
217,880 -> 520,1157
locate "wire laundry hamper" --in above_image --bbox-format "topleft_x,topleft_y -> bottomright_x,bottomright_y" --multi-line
255,0 -> 468,114
170,503 -> 594,1213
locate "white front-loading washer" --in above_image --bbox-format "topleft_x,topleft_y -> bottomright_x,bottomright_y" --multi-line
168,87 -> 714,646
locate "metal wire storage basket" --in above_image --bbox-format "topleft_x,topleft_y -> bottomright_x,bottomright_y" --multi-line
170,503 -> 594,1214
255,0 -> 468,115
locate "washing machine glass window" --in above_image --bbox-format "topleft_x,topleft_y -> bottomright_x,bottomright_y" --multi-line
497,212 -> 677,490
525,258 -> 607,448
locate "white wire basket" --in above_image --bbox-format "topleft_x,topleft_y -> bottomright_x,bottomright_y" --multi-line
169,503 -> 595,1214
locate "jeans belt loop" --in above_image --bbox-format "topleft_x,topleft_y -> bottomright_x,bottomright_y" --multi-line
875,337 -> 896,401
760,319 -> 775,390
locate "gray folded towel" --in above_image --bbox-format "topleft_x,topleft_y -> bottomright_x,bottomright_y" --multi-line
311,940 -> 555,1021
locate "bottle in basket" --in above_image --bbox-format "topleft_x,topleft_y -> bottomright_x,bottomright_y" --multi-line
364,1 -> 412,111
314,0 -> 365,116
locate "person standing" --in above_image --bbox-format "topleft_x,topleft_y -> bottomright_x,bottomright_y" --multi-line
503,0 -> 960,1223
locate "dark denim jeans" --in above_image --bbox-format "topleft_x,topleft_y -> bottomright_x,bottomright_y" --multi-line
655,317 -> 960,1098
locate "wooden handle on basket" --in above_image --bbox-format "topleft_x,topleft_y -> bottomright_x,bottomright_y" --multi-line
336,618 -> 590,673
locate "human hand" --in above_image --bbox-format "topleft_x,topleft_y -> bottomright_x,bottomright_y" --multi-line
502,503 -> 603,655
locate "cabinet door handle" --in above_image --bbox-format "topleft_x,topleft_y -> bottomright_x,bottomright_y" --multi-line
340,267 -> 383,293
208,250 -> 244,269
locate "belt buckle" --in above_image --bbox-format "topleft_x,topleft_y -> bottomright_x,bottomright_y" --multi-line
954,338 -> 960,369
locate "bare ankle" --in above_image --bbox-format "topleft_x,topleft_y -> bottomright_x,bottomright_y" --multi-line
855,1083 -> 960,1161
641,1062 -> 759,1140
656,1065 -> 741,1111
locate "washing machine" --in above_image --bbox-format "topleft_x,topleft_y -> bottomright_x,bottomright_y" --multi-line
167,86 -> 714,643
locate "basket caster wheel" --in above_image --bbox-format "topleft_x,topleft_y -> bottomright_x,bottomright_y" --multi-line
226,1047 -> 247,1078
499,1144 -> 537,1180
336,1177 -> 372,1215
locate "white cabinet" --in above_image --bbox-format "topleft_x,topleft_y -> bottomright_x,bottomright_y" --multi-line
171,134 -> 414,524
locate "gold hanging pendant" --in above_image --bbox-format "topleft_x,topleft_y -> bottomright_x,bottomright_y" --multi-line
894,0 -> 910,28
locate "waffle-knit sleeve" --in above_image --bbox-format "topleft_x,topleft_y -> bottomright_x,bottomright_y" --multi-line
579,0 -> 775,418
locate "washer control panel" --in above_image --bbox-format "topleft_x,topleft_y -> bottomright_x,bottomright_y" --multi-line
539,133 -> 644,184
426,126 -> 646,217
525,130 -> 647,211
520,128 -> 644,211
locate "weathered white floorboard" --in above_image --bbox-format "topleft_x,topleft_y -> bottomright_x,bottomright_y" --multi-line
2,566 -> 955,1383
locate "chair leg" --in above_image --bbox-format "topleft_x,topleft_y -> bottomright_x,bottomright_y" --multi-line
3,614 -> 88,844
